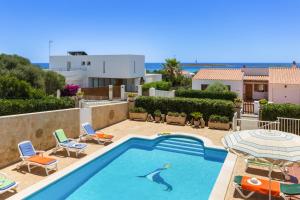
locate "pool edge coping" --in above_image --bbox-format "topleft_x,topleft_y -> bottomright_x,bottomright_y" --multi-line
9,132 -> 235,200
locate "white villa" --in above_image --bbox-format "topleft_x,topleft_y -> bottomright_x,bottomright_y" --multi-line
192,64 -> 300,104
49,51 -> 161,91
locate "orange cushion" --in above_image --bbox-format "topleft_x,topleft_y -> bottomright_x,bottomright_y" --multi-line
241,176 -> 281,197
95,132 -> 114,139
28,155 -> 56,165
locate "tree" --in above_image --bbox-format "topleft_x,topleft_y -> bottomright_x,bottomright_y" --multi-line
44,71 -> 65,95
0,54 -> 66,94
162,58 -> 181,82
0,75 -> 45,99
205,82 -> 229,93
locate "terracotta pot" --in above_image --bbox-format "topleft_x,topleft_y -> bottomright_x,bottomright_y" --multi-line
127,97 -> 135,102
129,112 -> 148,121
208,121 -> 230,130
193,120 -> 200,127
200,118 -> 205,128
154,116 -> 161,123
166,115 -> 186,126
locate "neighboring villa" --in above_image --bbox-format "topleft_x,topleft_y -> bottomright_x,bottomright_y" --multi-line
49,51 -> 161,91
192,63 -> 300,104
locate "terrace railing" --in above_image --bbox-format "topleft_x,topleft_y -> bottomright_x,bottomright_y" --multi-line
243,102 -> 254,114
277,117 -> 300,136
233,114 -> 300,135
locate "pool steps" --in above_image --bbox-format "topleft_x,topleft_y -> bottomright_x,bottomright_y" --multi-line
154,138 -> 204,156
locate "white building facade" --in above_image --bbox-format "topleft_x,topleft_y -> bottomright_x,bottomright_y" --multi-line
49,52 -> 160,91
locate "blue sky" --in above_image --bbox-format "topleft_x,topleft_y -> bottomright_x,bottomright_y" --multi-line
1,0 -> 299,62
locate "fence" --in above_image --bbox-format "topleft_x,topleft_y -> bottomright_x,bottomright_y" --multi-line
277,117 -> 300,135
113,86 -> 121,98
233,114 -> 299,135
243,102 -> 254,114
149,88 -> 175,98
81,87 -> 109,100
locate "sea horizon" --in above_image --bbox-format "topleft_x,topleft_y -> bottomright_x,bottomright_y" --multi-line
35,62 -> 294,73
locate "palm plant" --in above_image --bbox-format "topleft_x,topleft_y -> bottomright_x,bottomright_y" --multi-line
162,58 -> 181,81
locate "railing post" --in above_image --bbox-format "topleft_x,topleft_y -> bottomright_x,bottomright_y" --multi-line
149,87 -> 156,97
138,85 -> 142,96
109,85 -> 113,100
121,85 -> 125,100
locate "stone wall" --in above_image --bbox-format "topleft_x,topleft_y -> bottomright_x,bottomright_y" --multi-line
0,108 -> 80,168
91,102 -> 128,130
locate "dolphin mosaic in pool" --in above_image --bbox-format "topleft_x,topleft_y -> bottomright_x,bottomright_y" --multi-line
137,163 -> 173,191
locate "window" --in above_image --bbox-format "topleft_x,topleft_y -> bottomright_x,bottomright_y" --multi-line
201,84 -> 208,90
87,61 -> 91,66
103,61 -> 106,73
134,61 -> 136,73
254,84 -> 268,92
226,85 -> 231,91
81,61 -> 85,66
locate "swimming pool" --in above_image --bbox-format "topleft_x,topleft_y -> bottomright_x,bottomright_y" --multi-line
23,134 -> 228,200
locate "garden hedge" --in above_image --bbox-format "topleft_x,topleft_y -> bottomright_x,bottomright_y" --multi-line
175,89 -> 237,101
0,97 -> 75,116
142,81 -> 172,92
261,103 -> 300,121
135,96 -> 234,122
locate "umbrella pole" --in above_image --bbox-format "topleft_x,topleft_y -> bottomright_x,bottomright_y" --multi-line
269,164 -> 273,200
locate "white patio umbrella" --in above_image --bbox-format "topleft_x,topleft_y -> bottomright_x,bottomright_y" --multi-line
222,129 -> 300,200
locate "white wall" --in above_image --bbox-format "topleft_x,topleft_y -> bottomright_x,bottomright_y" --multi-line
269,83 -> 300,104
144,74 -> 162,83
192,80 -> 243,98
50,55 -> 145,79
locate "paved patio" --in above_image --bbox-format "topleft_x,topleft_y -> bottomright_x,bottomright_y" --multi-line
0,120 -> 296,200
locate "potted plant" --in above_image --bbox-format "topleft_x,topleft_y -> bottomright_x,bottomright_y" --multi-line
190,112 -> 203,128
154,110 -> 162,123
234,98 -> 242,108
127,93 -> 137,102
259,99 -> 268,106
208,115 -> 230,130
76,90 -> 84,99
129,107 -> 148,121
166,112 -> 186,126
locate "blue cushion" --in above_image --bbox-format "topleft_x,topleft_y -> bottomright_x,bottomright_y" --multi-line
83,124 -> 95,135
61,141 -> 87,149
19,141 -> 36,157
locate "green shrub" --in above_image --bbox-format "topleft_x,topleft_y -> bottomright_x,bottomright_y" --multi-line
209,115 -> 229,123
142,81 -> 172,92
259,99 -> 268,105
129,107 -> 147,113
206,82 -> 229,93
190,112 -> 203,120
135,96 -> 234,122
175,89 -> 237,101
154,110 -> 161,117
261,103 -> 300,121
0,97 -> 75,116
0,75 -> 46,99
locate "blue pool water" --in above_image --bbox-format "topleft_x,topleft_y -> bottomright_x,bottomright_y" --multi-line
26,136 -> 227,200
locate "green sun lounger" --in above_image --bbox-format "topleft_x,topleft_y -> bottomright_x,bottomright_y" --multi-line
0,173 -> 18,194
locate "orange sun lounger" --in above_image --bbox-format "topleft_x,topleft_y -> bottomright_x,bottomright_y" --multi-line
234,175 -> 300,200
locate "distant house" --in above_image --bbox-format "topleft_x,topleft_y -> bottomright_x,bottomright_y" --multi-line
49,51 -> 161,91
192,65 -> 300,104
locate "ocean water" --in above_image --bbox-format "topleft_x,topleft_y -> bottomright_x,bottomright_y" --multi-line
35,62 -> 291,73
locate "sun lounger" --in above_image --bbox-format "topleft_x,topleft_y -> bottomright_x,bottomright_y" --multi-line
233,175 -> 300,200
245,156 -> 289,176
80,123 -> 113,144
53,129 -> 87,157
0,172 -> 18,194
17,141 -> 58,176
